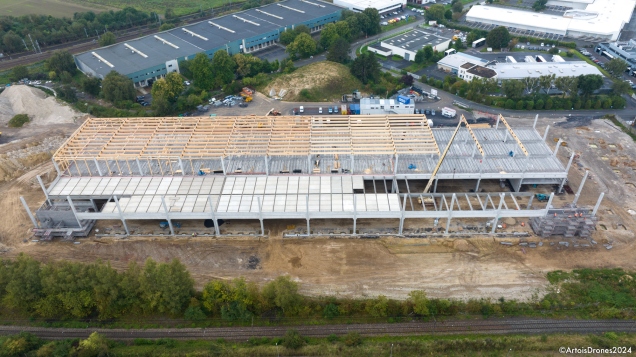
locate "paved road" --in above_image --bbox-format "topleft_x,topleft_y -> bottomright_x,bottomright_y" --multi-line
0,318 -> 634,341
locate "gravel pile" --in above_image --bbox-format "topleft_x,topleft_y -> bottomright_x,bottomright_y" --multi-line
0,85 -> 80,126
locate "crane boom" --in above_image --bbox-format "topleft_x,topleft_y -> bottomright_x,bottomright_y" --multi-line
423,115 -> 470,193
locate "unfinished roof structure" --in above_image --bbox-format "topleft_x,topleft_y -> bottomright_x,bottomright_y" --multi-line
25,114 -> 581,239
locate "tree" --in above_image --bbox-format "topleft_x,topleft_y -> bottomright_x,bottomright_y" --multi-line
408,290 -> 429,316
335,21 -> 352,42
102,71 -> 135,103
165,8 -> 176,19
501,79 -> 524,99
327,37 -> 350,64
98,31 -> 116,46
57,85 -> 77,103
10,65 -> 29,82
522,77 -> 539,94
233,53 -> 261,78
81,76 -> 101,96
211,50 -> 236,87
535,99 -> 544,109
533,0 -> 548,11
452,1 -> 464,12
189,53 -> 214,90
466,32 -> 479,46
262,276 -> 301,315
612,80 -> 631,95
400,74 -> 414,86
362,8 -> 382,35
605,58 -> 628,77
286,33 -> 316,59
423,45 -> 434,61
538,74 -> 555,93
139,259 -> 194,315
486,26 -> 511,49
554,76 -> 578,97
74,332 -> 109,356
320,23 -> 341,49
350,52 -> 380,84
454,38 -> 464,50
282,329 -> 306,350
3,31 -> 24,53
3,254 -> 42,313
415,49 -> 425,64
426,4 -> 446,22
445,9 -> 453,20
577,74 -> 603,96
365,295 -> 389,317
47,51 -> 77,76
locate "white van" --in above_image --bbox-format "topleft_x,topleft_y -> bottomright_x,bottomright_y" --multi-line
299,106 -> 304,113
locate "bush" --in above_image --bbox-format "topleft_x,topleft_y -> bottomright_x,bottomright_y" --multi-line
323,303 -> 339,319
184,306 -> 206,321
535,99 -> 544,110
526,100 -> 534,110
611,96 -> 626,109
564,100 -> 572,110
483,96 -> 492,105
545,99 -> 553,110
343,332 -> 363,347
573,100 -> 581,110
584,99 -> 592,109
282,330 -> 305,350
515,100 -> 524,110
8,114 -> 29,127
602,99 -> 612,109
327,334 -> 339,343
504,99 -> 515,109
593,99 -> 602,109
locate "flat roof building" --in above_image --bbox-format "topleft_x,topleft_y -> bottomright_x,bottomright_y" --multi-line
333,0 -> 405,13
360,98 -> 414,114
465,0 -> 636,41
595,40 -> 636,68
492,61 -> 603,79
371,28 -> 451,61
437,52 -> 489,74
74,0 -> 342,87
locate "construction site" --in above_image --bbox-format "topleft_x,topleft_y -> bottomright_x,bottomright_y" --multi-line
21,114 -> 603,241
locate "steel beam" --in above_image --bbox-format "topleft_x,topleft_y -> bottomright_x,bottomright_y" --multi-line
207,195 -> 220,236
113,196 -> 129,235
558,154 -> 575,193
161,196 -> 175,236
36,175 -> 51,206
572,170 -> 589,206
20,196 -> 39,228
66,196 -> 83,229
533,114 -> 538,129
543,125 -> 550,142
592,192 -> 604,216
93,158 -> 103,176
52,158 -> 61,175
257,196 -> 264,236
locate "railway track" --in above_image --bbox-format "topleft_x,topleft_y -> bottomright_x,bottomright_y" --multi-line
0,319 -> 633,341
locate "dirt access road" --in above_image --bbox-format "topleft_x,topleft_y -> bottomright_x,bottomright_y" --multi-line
2,114 -> 636,302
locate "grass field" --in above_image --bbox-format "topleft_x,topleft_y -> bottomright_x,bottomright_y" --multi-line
67,0 -> 231,16
0,0 -> 117,17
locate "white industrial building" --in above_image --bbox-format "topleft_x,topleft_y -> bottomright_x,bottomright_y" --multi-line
333,0 -> 405,13
369,28 -> 452,61
360,98 -> 414,114
437,52 -> 490,74
492,61 -> 603,80
465,0 -> 636,41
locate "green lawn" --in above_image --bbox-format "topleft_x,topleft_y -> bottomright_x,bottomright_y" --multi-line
67,0 -> 237,16
381,16 -> 416,33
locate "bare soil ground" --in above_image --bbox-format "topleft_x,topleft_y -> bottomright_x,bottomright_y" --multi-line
1,114 -> 636,302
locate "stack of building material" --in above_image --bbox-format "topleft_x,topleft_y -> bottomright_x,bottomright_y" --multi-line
530,210 -> 598,238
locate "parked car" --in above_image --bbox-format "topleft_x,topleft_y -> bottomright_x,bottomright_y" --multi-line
141,102 -> 150,106
333,105 -> 339,113
318,107 -> 323,114
299,106 -> 304,113
239,102 -> 248,108
328,107 -> 333,114
136,96 -> 145,102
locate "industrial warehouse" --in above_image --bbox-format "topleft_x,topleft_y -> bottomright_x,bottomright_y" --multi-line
22,115 -> 603,240
74,0 -> 342,87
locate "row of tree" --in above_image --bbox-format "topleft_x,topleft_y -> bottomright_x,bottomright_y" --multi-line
0,8 -> 155,54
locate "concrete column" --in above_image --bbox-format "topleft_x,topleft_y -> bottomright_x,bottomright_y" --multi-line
308,155 -> 312,175
113,196 -> 129,235
350,155 -> 355,174
20,196 -> 39,228
207,195 -> 220,236
52,158 -> 61,176
495,115 -> 500,130
445,193 -> 456,234
572,170 -> 589,206
543,125 -> 550,142
90,199 -> 98,211
161,196 -> 175,236
592,192 -> 604,216
178,158 -> 186,175
136,159 -> 143,175
66,196 -> 83,229
353,194 -> 357,235
399,195 -> 407,235
558,154 -> 575,193
93,158 -> 103,176
257,196 -> 264,236
527,194 -> 534,209
491,193 -> 505,234
37,175 -> 51,206
475,177 -> 481,192
264,156 -> 269,175
546,192 -> 555,210
433,178 -> 438,193
221,156 -> 226,175
533,114 -> 538,129
306,194 -> 310,235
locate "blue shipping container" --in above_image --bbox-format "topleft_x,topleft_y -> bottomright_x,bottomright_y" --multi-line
349,104 -> 360,114
397,95 -> 410,104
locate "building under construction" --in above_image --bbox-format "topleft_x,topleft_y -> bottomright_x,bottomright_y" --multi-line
22,114 -> 602,239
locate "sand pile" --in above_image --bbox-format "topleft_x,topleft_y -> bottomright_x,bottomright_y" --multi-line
0,85 -> 80,126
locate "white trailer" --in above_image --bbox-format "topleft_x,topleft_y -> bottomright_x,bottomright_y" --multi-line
442,107 -> 456,118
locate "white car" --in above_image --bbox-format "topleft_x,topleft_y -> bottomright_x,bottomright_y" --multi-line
184,81 -> 191,86
299,106 -> 304,113
318,107 -> 323,114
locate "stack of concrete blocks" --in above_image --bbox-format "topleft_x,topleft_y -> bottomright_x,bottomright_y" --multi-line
530,211 -> 598,238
